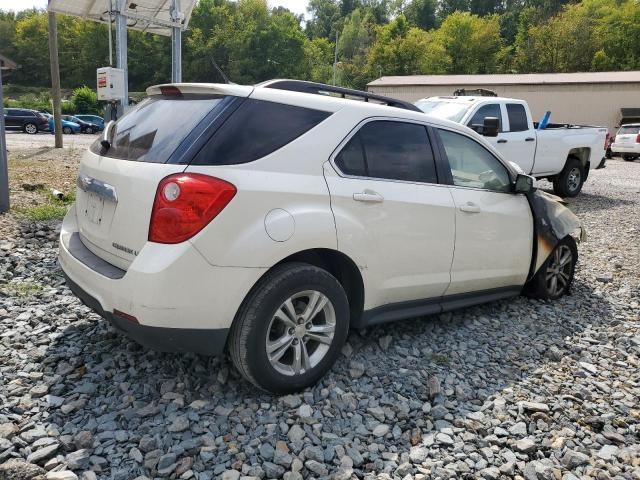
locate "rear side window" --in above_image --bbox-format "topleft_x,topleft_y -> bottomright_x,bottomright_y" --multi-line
191,99 -> 331,166
506,104 -> 529,132
91,95 -> 227,163
467,104 -> 503,133
335,121 -> 438,184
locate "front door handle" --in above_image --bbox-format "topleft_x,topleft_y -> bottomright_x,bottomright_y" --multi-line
525,137 -> 535,142
497,139 -> 507,144
353,190 -> 384,203
459,202 -> 481,213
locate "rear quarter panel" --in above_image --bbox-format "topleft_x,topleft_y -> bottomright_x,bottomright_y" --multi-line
533,127 -> 607,176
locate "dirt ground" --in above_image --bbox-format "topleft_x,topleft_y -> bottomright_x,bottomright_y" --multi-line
1,132 -> 95,239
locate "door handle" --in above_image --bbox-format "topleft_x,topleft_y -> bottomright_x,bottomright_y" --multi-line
497,139 -> 507,144
353,190 -> 384,203
525,137 -> 535,142
459,202 -> 481,213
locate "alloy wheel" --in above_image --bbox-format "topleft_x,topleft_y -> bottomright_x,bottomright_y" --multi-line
545,245 -> 573,296
266,290 -> 336,376
25,123 -> 37,134
567,167 -> 581,193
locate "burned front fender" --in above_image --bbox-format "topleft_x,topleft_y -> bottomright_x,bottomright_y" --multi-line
526,190 -> 585,278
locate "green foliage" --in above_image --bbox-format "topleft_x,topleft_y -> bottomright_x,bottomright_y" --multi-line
71,86 -> 99,114
1,0 -> 639,94
14,204 -> 68,221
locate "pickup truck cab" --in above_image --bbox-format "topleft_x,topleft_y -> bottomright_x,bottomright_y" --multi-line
415,96 -> 608,197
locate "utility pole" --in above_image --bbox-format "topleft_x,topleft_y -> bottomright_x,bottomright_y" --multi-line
48,9 -> 63,148
115,0 -> 128,116
0,66 -> 9,214
171,0 -> 182,83
333,30 -> 339,86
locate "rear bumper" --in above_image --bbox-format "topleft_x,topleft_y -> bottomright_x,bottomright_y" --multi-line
58,205 -> 266,355
611,143 -> 640,154
64,272 -> 228,355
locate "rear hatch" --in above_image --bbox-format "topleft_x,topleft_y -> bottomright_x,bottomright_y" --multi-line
75,84 -> 252,270
615,125 -> 640,145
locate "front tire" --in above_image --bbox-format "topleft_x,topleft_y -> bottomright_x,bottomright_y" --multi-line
553,156 -> 584,197
623,155 -> 637,162
62,127 -> 72,134
525,237 -> 577,300
24,123 -> 38,135
229,263 -> 349,394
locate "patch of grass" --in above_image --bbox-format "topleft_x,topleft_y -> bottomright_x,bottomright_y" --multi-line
13,187 -> 75,221
431,353 -> 451,365
0,281 -> 44,298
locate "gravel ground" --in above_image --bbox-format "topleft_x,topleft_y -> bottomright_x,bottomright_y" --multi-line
0,156 -> 638,480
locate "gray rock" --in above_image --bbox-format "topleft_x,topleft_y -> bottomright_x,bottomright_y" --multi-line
262,462 -> 284,478
304,460 -> 328,476
287,425 -> 305,443
561,450 -> 590,468
222,471 -> 240,480
157,453 -> 177,470
515,438 -> 536,453
45,473 -> 78,480
27,444 -> 60,464
65,450 -> 91,470
0,459 -> 46,480
167,416 -> 189,433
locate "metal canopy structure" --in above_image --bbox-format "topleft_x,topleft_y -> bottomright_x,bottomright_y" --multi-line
48,0 -> 197,116
48,0 -> 197,36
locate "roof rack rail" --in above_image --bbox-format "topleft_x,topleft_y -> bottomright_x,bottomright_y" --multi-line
258,79 -> 422,112
453,88 -> 497,97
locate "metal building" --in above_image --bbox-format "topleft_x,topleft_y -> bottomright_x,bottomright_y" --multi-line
367,71 -> 640,133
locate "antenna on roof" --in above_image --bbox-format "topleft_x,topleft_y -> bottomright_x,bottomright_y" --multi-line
209,57 -> 232,84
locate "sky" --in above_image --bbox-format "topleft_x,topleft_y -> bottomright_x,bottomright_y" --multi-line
0,0 -> 309,16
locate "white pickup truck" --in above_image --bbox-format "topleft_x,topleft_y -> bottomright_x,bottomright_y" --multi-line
415,95 -> 608,197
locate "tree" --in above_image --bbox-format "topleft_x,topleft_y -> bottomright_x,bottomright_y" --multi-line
306,0 -> 341,39
434,11 -> 503,73
404,0 -> 437,30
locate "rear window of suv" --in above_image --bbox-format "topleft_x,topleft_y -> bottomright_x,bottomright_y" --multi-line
91,94 -> 228,163
618,125 -> 640,135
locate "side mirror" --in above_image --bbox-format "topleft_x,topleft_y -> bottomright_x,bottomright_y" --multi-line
514,173 -> 536,194
482,117 -> 499,137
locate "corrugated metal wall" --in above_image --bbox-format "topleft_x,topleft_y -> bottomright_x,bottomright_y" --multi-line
368,82 -> 640,133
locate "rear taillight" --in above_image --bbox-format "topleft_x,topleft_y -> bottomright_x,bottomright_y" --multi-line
605,133 -> 609,150
636,133 -> 640,144
149,173 -> 236,244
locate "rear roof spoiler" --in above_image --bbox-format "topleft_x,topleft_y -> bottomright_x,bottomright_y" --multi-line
259,79 -> 422,112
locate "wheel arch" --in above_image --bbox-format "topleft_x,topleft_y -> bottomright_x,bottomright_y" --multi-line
273,248 -> 365,326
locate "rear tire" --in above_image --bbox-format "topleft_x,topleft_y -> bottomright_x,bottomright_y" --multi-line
525,237 -> 577,300
229,263 -> 349,394
85,127 -> 94,134
553,156 -> 584,197
623,155 -> 637,162
24,123 -> 38,135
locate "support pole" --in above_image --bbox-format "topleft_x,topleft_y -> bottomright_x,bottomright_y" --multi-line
171,0 -> 182,83
0,67 -> 9,214
333,30 -> 339,86
48,11 -> 63,148
115,0 -> 128,117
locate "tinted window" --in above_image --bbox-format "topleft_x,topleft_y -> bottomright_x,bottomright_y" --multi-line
467,104 -> 502,132
506,104 -> 528,132
439,129 -> 511,193
415,99 -> 470,122
91,95 -> 226,162
21,110 -> 36,117
192,99 -> 331,166
335,135 -> 367,176
335,121 -> 437,184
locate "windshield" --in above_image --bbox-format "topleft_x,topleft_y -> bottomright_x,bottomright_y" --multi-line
618,125 -> 640,135
415,99 -> 471,122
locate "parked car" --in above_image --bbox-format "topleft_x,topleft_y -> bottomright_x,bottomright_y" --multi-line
58,80 -> 585,393
73,114 -> 105,130
415,95 -> 608,197
63,115 -> 101,134
611,124 -> 640,161
48,116 -> 81,134
3,108 -> 49,134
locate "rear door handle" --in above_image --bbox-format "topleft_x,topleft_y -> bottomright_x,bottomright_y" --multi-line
459,202 -> 481,213
353,190 -> 384,203
497,139 -> 507,144
525,137 -> 535,142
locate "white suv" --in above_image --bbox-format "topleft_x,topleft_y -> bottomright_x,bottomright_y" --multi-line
59,80 -> 584,393
611,123 -> 640,161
